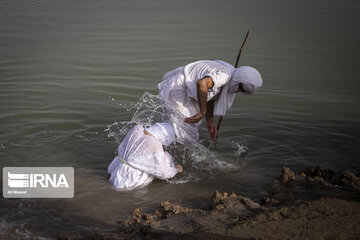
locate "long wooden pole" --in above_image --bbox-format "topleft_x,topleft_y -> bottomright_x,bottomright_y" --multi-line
234,30 -> 250,68
215,30 -> 250,137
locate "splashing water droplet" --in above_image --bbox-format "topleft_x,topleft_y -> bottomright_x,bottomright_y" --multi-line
106,92 -> 248,183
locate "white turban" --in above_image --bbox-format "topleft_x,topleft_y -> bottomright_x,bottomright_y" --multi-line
229,66 -> 263,94
214,66 -> 262,116
145,122 -> 175,147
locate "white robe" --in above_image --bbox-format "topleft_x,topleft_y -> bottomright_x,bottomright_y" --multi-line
108,125 -> 178,190
157,60 -> 235,144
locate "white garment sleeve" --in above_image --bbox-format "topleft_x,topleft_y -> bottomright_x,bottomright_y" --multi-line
186,71 -> 231,102
206,71 -> 232,90
185,62 -> 232,101
161,151 -> 179,179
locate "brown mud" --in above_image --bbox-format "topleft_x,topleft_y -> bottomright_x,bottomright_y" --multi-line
58,166 -> 360,240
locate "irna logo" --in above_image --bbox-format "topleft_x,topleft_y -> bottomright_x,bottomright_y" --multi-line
3,167 -> 74,198
8,172 -> 69,188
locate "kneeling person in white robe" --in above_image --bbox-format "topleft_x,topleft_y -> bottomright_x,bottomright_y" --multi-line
108,122 -> 182,190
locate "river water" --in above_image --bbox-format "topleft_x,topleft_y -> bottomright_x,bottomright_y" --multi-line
1,0 -> 360,238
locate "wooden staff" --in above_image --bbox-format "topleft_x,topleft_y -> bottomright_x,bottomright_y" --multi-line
215,30 -> 250,137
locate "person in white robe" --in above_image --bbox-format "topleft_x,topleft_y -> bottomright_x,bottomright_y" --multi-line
108,122 -> 182,190
157,60 -> 263,145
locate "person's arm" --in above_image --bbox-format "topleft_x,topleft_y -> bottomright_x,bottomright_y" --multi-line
206,99 -> 215,121
184,77 -> 213,123
206,99 -> 217,140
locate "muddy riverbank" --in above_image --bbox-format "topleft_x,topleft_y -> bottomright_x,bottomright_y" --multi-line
58,166 -> 360,240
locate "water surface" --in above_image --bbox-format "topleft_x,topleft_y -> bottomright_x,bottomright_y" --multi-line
1,0 -> 360,238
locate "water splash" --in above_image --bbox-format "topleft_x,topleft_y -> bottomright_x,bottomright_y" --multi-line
105,92 -> 248,182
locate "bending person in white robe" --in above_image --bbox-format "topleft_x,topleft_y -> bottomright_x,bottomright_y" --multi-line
108,122 -> 182,190
158,60 -> 263,145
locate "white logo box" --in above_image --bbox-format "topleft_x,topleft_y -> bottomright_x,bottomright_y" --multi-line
3,167 -> 74,198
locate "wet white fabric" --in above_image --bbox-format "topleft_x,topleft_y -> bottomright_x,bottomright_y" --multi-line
214,66 -> 263,116
158,66 -> 200,145
157,60 -> 235,144
145,122 -> 175,147
183,60 -> 234,102
108,124 -> 178,190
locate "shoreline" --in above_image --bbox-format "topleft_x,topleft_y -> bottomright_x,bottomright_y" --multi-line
58,166 -> 360,240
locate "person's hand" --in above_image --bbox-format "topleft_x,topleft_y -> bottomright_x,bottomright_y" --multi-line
207,119 -> 217,141
184,112 -> 205,124
175,165 -> 183,173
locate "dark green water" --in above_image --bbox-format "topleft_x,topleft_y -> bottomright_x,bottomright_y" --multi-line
1,0 -> 359,238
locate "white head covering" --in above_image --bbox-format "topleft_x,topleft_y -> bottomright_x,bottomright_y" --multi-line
146,122 -> 176,147
230,66 -> 263,94
214,66 -> 262,116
